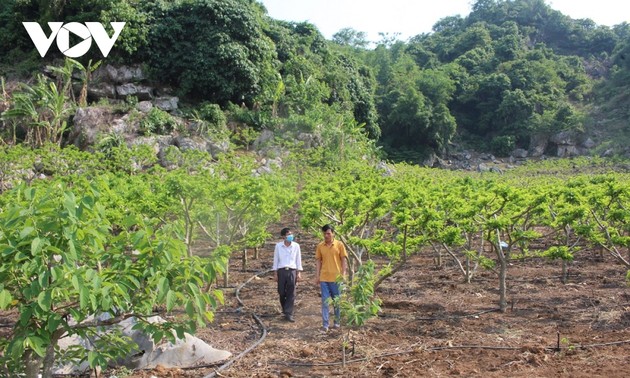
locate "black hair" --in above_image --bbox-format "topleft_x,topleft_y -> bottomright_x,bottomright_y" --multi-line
280,227 -> 291,237
321,224 -> 334,233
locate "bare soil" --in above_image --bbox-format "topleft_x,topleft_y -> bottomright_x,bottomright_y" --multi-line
2,228 -> 628,377
124,232 -> 630,378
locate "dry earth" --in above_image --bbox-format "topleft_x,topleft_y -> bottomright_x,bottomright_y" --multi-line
2,228 -> 628,377
119,230 -> 630,378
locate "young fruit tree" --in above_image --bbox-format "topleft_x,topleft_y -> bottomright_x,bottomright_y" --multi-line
0,182 -> 225,377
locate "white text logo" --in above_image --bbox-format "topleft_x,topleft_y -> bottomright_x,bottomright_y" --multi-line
22,22 -> 126,58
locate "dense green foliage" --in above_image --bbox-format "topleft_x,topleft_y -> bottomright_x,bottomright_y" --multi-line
2,0 -> 629,157
145,0 -> 276,104
0,144 -> 295,376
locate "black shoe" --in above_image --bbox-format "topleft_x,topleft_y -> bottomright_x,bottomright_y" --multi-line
285,315 -> 295,322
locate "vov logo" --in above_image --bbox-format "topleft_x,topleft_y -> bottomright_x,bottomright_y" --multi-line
22,22 -> 126,58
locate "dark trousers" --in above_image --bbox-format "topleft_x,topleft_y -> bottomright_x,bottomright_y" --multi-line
277,268 -> 297,316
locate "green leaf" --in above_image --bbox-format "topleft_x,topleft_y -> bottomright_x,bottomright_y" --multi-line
30,237 -> 44,256
64,192 -> 77,218
25,336 -> 46,357
158,277 -> 169,301
79,286 -> 89,309
213,289 -> 225,305
166,290 -> 176,312
37,290 -> 52,310
88,350 -> 98,367
47,314 -> 62,333
0,289 -> 13,309
152,330 -> 164,344
50,266 -> 63,281
185,301 -> 194,318
101,295 -> 112,311
19,227 -> 35,240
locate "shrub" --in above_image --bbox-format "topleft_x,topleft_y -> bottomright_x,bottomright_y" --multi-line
139,108 -> 176,135
490,135 -> 515,157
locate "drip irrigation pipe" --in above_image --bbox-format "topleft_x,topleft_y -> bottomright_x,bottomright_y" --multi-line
202,268 -> 273,378
270,339 -> 630,367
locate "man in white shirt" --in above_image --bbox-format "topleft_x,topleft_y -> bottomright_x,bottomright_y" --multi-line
273,227 -> 303,322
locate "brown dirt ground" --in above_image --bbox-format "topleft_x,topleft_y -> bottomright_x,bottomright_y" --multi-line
2,230 -> 629,377
121,230 -> 630,378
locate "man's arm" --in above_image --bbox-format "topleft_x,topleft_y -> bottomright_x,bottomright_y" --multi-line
273,244 -> 279,282
296,244 -> 302,281
315,259 -> 321,285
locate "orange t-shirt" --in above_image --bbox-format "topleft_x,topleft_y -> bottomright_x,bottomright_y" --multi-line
316,239 -> 348,282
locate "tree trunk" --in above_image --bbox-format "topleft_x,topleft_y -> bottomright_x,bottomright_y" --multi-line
374,226 -> 408,290
242,248 -> 248,271
24,349 -> 43,378
495,228 -> 508,313
498,254 -> 507,312
223,262 -> 230,287
465,255 -> 472,284
254,246 -> 259,260
561,259 -> 568,284
347,255 -> 355,284
41,342 -> 57,378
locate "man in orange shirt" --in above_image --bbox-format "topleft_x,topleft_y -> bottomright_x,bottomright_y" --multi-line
315,224 -> 347,332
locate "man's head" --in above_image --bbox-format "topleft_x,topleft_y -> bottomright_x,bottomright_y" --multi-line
281,227 -> 294,243
321,224 -> 334,243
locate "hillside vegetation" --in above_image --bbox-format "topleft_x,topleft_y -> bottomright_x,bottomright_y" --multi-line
0,0 -> 629,161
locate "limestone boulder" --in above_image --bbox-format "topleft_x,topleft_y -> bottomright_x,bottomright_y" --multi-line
68,107 -> 117,150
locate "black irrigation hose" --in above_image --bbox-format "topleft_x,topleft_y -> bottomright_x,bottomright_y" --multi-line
196,268 -> 630,374
203,268 -> 274,378
412,308 -> 501,321
270,339 -> 630,368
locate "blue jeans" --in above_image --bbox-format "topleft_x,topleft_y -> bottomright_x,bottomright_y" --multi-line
320,281 -> 341,328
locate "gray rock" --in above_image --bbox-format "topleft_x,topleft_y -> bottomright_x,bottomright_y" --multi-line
94,64 -> 118,83
255,165 -> 273,176
116,66 -> 145,83
260,146 -> 288,160
529,134 -> 548,157
207,140 -> 230,158
557,145 -> 580,158
111,114 -> 139,135
116,84 -> 154,101
477,163 -> 490,172
94,64 -> 146,84
153,96 -> 179,112
296,132 -> 323,149
377,161 -> 396,176
253,129 -> 275,150
582,137 -> 596,149
174,136 -> 206,152
422,153 -> 437,168
136,101 -> 153,113
88,82 -> 116,100
550,130 -> 577,145
54,316 -> 230,374
69,107 -> 117,149
512,148 -> 528,158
